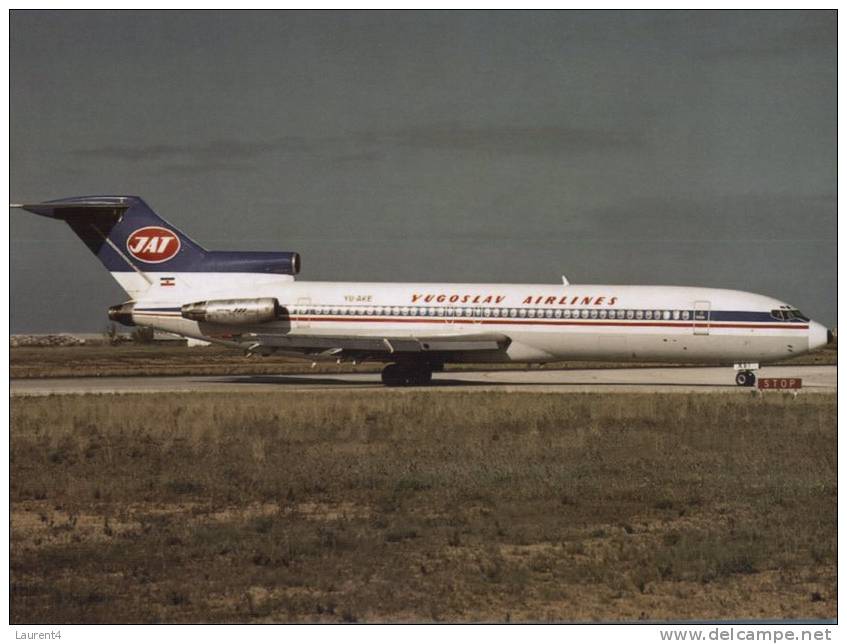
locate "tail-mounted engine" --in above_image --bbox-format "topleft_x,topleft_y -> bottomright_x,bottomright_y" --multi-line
108,302 -> 136,326
180,297 -> 282,325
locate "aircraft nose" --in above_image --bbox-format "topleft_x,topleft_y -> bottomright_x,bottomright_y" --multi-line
808,321 -> 830,351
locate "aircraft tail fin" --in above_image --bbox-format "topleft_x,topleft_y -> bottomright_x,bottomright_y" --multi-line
13,196 -> 300,299
14,196 -> 206,298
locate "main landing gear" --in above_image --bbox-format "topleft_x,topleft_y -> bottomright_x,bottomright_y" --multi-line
381,363 -> 433,387
734,363 -> 759,388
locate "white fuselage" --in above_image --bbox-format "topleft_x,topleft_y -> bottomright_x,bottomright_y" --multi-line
127,275 -> 829,365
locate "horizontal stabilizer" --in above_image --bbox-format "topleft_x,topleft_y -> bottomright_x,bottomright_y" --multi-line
12,198 -> 133,219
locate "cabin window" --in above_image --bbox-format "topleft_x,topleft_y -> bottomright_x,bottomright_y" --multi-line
599,309 -> 607,319
589,309 -> 598,319
626,310 -> 634,320
645,310 -> 653,320
545,309 -> 554,319
527,308 -> 536,318
635,310 -> 643,320
554,309 -> 562,319
580,309 -> 588,319
518,309 -> 527,318
663,310 -> 671,320
561,309 -> 570,319
681,310 -> 690,320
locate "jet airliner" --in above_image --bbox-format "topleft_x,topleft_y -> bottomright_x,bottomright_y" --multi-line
13,196 -> 831,386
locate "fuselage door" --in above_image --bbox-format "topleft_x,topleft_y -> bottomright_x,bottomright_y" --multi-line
296,297 -> 311,329
693,300 -> 711,335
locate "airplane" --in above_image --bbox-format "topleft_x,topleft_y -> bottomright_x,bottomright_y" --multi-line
12,195 -> 832,387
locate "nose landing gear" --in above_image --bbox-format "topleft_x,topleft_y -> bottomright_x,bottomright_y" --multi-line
381,363 -> 433,387
734,363 -> 759,387
735,370 -> 756,387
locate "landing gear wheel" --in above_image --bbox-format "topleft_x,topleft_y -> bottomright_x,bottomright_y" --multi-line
735,370 -> 756,387
381,364 -> 433,387
409,366 -> 433,386
381,364 -> 404,386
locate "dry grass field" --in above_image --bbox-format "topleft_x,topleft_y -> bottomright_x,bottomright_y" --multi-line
10,391 -> 836,623
10,342 -> 837,379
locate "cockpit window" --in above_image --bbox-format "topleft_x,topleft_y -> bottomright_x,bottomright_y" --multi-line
770,309 -> 809,322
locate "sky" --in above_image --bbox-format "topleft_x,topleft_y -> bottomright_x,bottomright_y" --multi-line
10,10 -> 837,332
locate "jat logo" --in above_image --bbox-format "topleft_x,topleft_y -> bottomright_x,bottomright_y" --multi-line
126,226 -> 181,263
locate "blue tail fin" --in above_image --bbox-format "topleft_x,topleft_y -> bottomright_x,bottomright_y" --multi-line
15,195 -> 301,298
18,196 -> 208,273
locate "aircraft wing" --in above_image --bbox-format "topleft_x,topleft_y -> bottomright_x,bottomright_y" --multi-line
242,332 -> 511,359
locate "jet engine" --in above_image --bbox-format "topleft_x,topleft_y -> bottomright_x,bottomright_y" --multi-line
180,297 -> 282,325
108,302 -> 136,326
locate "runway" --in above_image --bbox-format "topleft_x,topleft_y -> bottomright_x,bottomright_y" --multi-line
10,365 -> 836,395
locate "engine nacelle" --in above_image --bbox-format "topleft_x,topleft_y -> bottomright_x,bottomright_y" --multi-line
201,251 -> 300,275
180,298 -> 282,325
108,301 -> 136,326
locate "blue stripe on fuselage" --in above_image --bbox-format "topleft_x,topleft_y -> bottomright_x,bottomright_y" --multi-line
133,307 -> 801,325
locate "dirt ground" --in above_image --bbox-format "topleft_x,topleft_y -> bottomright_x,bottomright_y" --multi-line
10,391 -> 836,623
